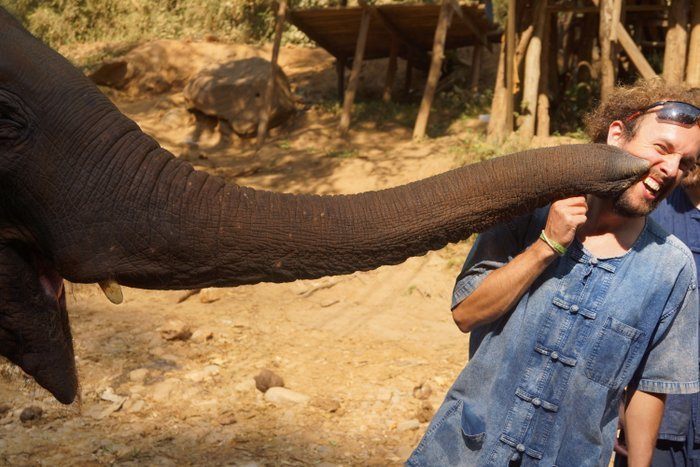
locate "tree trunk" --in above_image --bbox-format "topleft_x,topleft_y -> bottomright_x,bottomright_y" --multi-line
487,37 -> 509,143
517,0 -> 547,141
664,0 -> 690,84
599,0 -> 618,102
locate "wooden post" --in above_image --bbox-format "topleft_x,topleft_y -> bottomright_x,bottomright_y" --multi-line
383,39 -> 399,102
257,0 -> 287,147
688,0 -> 700,86
517,0 -> 547,140
470,45 -> 483,92
505,0 -> 516,132
487,36 -> 509,142
413,0 -> 454,139
599,0 -> 619,102
536,8 -> 550,139
339,9 -> 371,135
664,0 -> 689,84
336,57 -> 347,103
404,58 -> 413,96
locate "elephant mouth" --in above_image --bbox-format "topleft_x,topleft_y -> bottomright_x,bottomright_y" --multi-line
0,242 -> 77,404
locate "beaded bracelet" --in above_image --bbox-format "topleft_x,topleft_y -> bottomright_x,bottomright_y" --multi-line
539,230 -> 567,256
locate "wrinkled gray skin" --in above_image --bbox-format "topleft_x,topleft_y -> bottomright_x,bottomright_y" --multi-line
0,7 -> 649,405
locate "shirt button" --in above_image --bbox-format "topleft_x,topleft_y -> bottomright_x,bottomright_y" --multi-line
590,258 -> 598,265
516,443 -> 526,453
570,305 -> 579,314
532,398 -> 542,407
510,452 -> 521,462
550,351 -> 559,361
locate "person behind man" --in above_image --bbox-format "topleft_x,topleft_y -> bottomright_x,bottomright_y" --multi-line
407,80 -> 700,467
615,164 -> 700,466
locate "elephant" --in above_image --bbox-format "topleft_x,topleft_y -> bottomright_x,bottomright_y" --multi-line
0,6 -> 649,406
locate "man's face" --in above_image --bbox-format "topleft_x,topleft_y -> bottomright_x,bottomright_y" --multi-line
608,113 -> 700,217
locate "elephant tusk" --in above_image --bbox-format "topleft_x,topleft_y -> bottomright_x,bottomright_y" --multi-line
98,280 -> 123,304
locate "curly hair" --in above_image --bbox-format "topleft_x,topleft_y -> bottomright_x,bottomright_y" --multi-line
583,79 -> 700,143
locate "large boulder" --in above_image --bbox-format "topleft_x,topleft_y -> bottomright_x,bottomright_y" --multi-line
183,57 -> 295,137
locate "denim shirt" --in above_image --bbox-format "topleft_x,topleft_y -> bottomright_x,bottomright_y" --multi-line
408,206 -> 699,467
651,188 -> 700,444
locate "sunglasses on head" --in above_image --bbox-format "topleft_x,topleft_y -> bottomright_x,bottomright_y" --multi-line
625,100 -> 700,126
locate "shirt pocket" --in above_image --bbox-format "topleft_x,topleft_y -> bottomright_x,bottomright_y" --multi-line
584,316 -> 645,389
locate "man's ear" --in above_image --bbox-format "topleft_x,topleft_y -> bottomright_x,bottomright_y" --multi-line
607,120 -> 626,147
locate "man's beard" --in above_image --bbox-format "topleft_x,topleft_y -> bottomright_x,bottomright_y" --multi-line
612,187 -> 662,217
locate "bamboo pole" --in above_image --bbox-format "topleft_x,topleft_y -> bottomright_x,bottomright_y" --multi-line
257,0 -> 287,147
339,8 -> 371,135
664,0 -> 690,84
518,0 -> 547,140
383,39 -> 399,102
688,0 -> 700,85
413,0 -> 454,139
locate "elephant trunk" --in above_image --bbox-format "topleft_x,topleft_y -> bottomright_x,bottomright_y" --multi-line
58,140 -> 647,289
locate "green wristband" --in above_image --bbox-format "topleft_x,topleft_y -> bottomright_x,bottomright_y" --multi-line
539,230 -> 567,256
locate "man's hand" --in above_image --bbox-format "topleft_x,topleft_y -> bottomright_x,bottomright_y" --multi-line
542,196 -> 588,250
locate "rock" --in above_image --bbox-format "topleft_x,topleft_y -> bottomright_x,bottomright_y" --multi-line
234,378 -> 256,393
264,387 -> 310,406
413,381 -> 432,400
416,401 -> 434,423
129,368 -> 149,383
100,387 -> 127,405
191,328 -> 214,343
254,369 -> 284,393
124,398 -> 146,414
0,404 -> 10,417
184,57 -> 295,137
218,413 -> 237,426
185,364 -> 220,382
158,319 -> 192,341
150,378 -> 180,402
397,419 -> 420,432
199,287 -> 226,303
19,406 -> 42,423
312,397 -> 341,413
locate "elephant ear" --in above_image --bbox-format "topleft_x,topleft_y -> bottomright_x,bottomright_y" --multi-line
0,244 -> 77,404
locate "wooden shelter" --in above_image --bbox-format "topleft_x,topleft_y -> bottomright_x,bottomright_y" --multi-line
283,1 -> 500,137
487,0 -> 700,143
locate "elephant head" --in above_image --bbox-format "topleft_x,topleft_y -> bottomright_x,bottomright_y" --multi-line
0,7 -> 648,404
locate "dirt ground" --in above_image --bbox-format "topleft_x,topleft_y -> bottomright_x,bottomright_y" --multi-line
0,41 -> 578,466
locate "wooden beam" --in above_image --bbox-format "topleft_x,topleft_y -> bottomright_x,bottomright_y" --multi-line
339,8 -> 371,135
383,39 -> 399,102
548,4 -> 669,13
687,0 -> 700,86
404,58 -> 413,96
448,0 -> 489,48
413,0 -> 454,139
470,45 -> 482,92
505,0 -> 516,132
359,0 -> 425,61
615,22 -> 658,79
599,0 -> 620,102
257,0 -> 287,147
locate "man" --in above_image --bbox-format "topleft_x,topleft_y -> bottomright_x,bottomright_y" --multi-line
407,81 -> 700,467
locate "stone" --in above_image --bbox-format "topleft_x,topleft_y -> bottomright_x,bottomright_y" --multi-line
254,369 -> 284,393
413,381 -> 432,400
264,387 -> 310,406
199,287 -> 226,303
184,57 -> 295,137
397,419 -> 420,432
19,406 -> 42,423
218,413 -> 237,426
234,378 -> 256,393
129,368 -> 149,383
124,398 -> 146,414
185,364 -> 220,382
0,404 -> 10,417
416,401 -> 435,423
158,319 -> 191,341
191,328 -> 214,343
150,378 -> 180,402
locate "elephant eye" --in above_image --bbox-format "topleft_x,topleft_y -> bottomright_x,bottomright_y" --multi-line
0,91 -> 30,144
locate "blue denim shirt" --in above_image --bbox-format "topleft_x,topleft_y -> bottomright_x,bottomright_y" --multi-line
408,206 -> 699,467
651,188 -> 700,444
